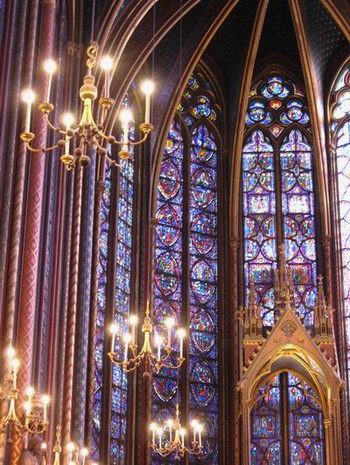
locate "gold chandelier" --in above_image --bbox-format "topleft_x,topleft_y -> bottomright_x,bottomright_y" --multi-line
0,347 -> 50,435
149,404 -> 204,459
40,427 -> 94,465
108,303 -> 186,375
20,42 -> 154,170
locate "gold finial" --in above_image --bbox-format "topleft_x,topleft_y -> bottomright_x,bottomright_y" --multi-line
314,275 -> 334,338
275,245 -> 294,308
243,277 -> 263,338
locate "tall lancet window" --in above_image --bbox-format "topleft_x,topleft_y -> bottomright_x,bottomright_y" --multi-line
152,71 -> 221,465
242,73 -> 318,327
329,61 -> 350,395
93,102 -> 136,463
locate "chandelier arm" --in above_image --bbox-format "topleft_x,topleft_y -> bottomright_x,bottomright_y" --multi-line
44,114 -> 80,136
96,129 -> 124,145
26,141 -> 62,153
158,358 -> 185,370
127,132 -> 149,146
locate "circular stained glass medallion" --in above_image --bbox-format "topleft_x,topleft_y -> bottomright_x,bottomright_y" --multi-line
191,260 -> 216,303
155,252 -> 179,295
190,361 -> 215,406
158,159 -> 181,199
191,311 -> 215,353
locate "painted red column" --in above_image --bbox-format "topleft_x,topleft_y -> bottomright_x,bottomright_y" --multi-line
10,1 -> 57,464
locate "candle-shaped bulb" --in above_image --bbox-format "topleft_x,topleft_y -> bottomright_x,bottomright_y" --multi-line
110,322 -> 118,352
141,79 -> 154,124
119,108 -> 133,125
21,89 -> 36,104
119,108 -> 133,151
43,59 -> 57,75
100,55 -> 113,71
176,328 -> 186,359
191,419 -> 199,443
129,314 -> 138,345
129,314 -> 138,325
179,428 -> 186,447
25,386 -> 35,398
41,442 -> 47,451
197,423 -> 203,447
62,113 -> 74,155
43,59 -> 57,102
100,55 -> 113,98
154,333 -> 163,361
6,346 -> 16,359
123,333 -> 132,362
80,447 -> 89,457
11,358 -> 20,371
23,400 -> 32,414
165,317 -> 175,348
21,89 -> 36,132
62,112 -> 74,128
150,422 -> 158,445
66,442 -> 75,453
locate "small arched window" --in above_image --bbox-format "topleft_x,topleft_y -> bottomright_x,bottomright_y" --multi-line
152,71 -> 221,464
329,61 -> 350,398
242,73 -> 318,328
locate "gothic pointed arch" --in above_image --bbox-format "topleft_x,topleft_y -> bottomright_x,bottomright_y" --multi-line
241,69 -> 319,328
152,67 -> 223,465
239,247 -> 342,465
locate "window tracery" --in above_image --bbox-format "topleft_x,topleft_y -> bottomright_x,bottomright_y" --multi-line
242,74 -> 318,328
152,71 -> 221,464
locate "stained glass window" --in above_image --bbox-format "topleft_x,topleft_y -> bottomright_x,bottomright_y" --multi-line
153,71 -> 221,464
329,63 -> 350,400
242,74 -> 318,327
250,372 -> 325,465
93,113 -> 136,463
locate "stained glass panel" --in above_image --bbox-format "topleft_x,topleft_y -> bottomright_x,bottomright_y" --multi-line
153,71 -> 220,465
288,374 -> 325,465
250,373 -> 325,465
94,121 -> 136,463
243,74 -> 318,328
250,376 -> 282,465
242,130 -> 277,326
330,65 -> 350,398
280,130 -> 317,327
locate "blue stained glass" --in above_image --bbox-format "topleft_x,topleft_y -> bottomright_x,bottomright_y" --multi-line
153,72 -> 219,465
331,65 -> 350,411
94,114 -> 136,462
243,74 -> 318,328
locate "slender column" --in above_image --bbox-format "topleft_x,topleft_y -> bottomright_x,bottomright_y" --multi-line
72,156 -> 96,443
9,1 -> 56,464
229,237 -> 240,465
322,235 -> 333,306
85,175 -> 104,448
62,166 -> 83,463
